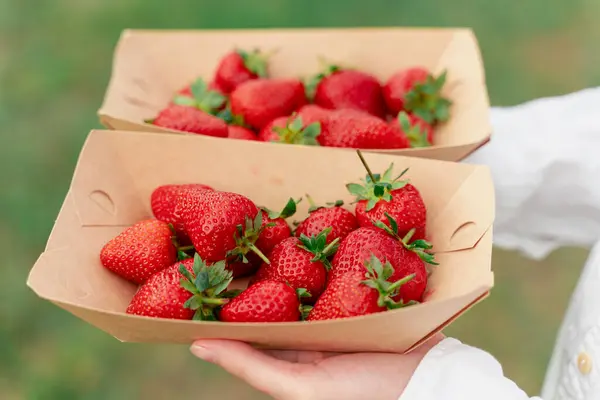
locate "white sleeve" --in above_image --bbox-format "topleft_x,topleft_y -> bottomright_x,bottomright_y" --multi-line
400,338 -> 542,400
464,87 -> 600,260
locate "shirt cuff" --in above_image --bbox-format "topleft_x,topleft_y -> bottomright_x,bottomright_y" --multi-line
400,338 -> 540,400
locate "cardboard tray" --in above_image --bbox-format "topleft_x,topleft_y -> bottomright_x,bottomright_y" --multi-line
97,27 -> 492,162
27,129 -> 495,353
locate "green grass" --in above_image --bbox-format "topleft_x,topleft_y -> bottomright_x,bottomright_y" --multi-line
1,0 -> 599,398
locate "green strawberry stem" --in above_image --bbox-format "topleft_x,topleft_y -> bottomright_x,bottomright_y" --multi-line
178,245 -> 194,252
173,77 -> 226,115
228,212 -> 272,265
248,243 -> 270,264
238,48 -> 272,78
362,254 -> 418,310
356,150 -> 377,183
179,254 -> 235,321
346,151 -> 410,211
217,107 -> 247,127
273,115 -> 321,146
398,112 -> 430,148
374,213 -> 438,266
200,297 -> 230,306
177,250 -> 192,261
297,227 -> 340,271
300,305 -> 313,321
404,70 -> 452,125
296,288 -> 313,320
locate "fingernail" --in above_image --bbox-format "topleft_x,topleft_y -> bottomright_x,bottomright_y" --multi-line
190,343 -> 214,362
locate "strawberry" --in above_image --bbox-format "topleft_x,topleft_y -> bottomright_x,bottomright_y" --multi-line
180,190 -> 270,277
228,125 -> 257,141
213,49 -> 269,94
307,254 -> 416,321
255,198 -> 298,257
258,115 -> 320,145
318,109 -> 408,149
151,105 -> 228,137
230,78 -> 307,130
383,67 -> 451,124
253,228 -> 339,303
390,111 -> 434,148
219,280 -> 308,322
307,65 -> 386,118
347,151 -> 427,240
296,104 -> 333,125
126,255 -> 236,320
151,183 -> 213,244
295,196 -> 358,245
100,219 -> 177,284
330,215 -> 436,303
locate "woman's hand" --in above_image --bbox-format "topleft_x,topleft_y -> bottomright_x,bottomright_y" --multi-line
190,333 -> 444,400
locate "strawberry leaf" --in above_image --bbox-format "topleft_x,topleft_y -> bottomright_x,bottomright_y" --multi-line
300,305 -> 313,321
179,254 -> 233,319
404,69 -> 452,125
263,197 -> 301,220
173,96 -> 197,107
272,115 -> 321,146
238,48 -> 270,78
297,227 -> 340,270
180,279 -> 197,293
374,213 -> 438,266
347,151 -> 410,209
228,214 -> 271,265
296,288 -> 311,298
194,270 -> 210,292
361,254 -> 418,310
174,77 -> 226,115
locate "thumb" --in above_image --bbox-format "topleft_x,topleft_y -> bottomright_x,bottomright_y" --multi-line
190,340 -> 305,399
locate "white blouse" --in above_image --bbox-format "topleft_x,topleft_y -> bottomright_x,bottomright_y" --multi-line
400,87 -> 600,400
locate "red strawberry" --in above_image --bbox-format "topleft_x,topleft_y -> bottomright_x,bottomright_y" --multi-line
258,114 -> 320,145
180,190 -> 270,277
318,109 -> 408,149
296,104 -> 333,125
253,228 -> 339,303
308,65 -> 386,118
307,254 -> 416,321
329,221 -> 435,303
151,105 -> 228,138
383,67 -> 451,124
295,196 -> 358,245
255,198 -> 298,257
230,78 -> 307,130
213,49 -> 269,94
100,219 -> 177,284
219,280 -> 307,322
125,255 -> 234,320
150,183 -> 213,244
390,111 -> 433,148
228,125 -> 257,141
347,151 -> 427,239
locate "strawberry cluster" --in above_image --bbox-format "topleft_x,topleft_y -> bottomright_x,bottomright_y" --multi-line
145,48 -> 451,149
99,151 -> 437,323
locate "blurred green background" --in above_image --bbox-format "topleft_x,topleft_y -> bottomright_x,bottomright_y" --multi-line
2,0 -> 599,398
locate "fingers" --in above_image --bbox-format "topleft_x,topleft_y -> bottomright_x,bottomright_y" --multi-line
262,349 -> 339,364
190,340 -> 305,398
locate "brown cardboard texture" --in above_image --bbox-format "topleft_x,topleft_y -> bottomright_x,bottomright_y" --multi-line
98,27 -> 491,162
27,130 -> 495,353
